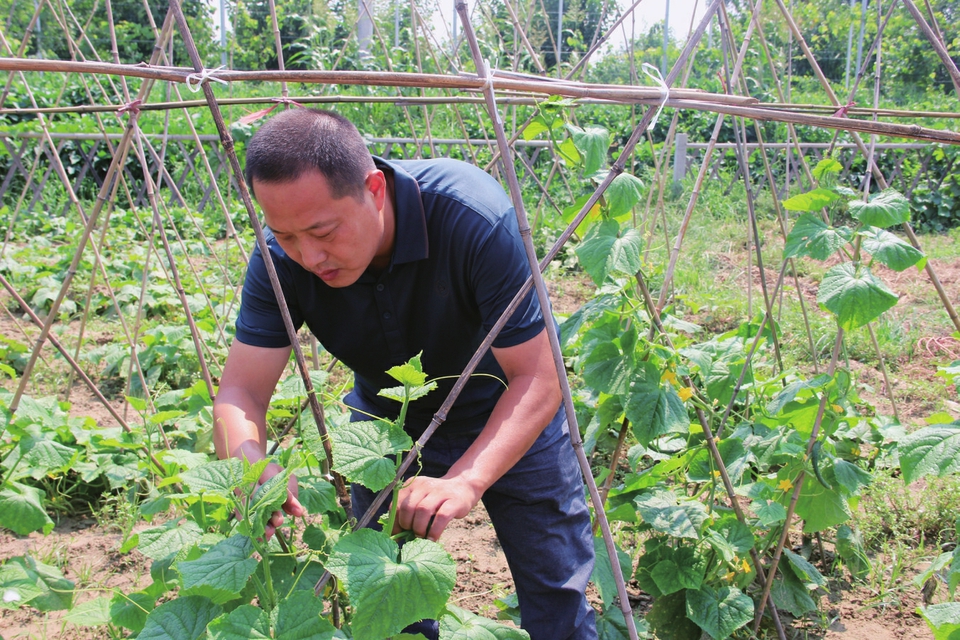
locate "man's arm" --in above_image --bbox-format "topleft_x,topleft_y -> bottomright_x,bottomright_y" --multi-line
213,341 -> 304,537
395,327 -> 562,541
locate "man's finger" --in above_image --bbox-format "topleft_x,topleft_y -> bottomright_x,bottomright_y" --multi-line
283,492 -> 306,518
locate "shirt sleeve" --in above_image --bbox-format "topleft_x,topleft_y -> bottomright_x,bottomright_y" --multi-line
234,240 -> 304,348
471,209 -> 546,349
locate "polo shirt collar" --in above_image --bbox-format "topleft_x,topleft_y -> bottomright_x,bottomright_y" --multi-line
375,156 -> 428,267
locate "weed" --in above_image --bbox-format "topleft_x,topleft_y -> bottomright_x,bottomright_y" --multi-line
858,469 -> 960,550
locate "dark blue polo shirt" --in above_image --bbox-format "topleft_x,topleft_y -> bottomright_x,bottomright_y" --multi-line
235,157 -> 546,437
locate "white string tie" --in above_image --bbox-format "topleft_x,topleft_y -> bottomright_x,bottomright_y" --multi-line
641,63 -> 669,132
186,65 -> 228,93
482,59 -> 503,126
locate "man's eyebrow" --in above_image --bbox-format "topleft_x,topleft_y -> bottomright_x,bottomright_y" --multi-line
273,220 -> 337,235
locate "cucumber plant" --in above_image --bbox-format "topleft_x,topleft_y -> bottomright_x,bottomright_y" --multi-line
1,356 -> 530,639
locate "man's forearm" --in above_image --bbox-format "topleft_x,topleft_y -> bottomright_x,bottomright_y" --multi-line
443,368 -> 561,495
213,389 -> 270,463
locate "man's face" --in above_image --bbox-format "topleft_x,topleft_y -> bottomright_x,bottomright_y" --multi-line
253,169 -> 394,288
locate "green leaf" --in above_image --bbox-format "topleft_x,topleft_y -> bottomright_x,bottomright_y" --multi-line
298,476 -> 339,515
634,489 -> 709,539
582,341 -> 633,396
715,516 -> 755,554
633,538 -> 669,597
687,439 -> 749,484
625,362 -> 689,447
273,370 -> 327,401
753,499 -> 787,527
605,173 -> 644,218
386,353 -> 428,387
556,138 -> 580,166
770,567 -> 818,617
325,529 -> 456,640
177,536 -> 258,604
378,381 -> 437,403
0,560 -> 45,609
686,585 -> 753,639
521,118 -> 549,140
817,262 -> 898,330
250,471 -> 291,516
783,213 -> 852,260
180,458 -> 245,495
575,220 -> 643,285
557,137 -> 581,166
782,188 -> 839,212
783,549 -> 827,589
835,525 -> 871,581
159,449 -> 208,470
812,158 -> 843,180
646,590 -> 701,640
608,227 -> 644,275
859,227 -> 925,271
208,605 -> 271,639
272,591 -> 336,639
919,603 -> 960,640
138,520 -> 203,559
651,548 -> 705,595
330,419 -> 412,492
898,424 -> 960,483
63,595 -> 112,626
591,536 -> 633,608
849,189 -> 910,228
568,124 -> 609,175
0,486 -> 54,535
109,590 -> 156,632
793,474 -> 851,533
17,438 -> 78,479
139,595 -> 222,640
439,604 -> 531,639
1,556 -> 73,612
830,459 -> 872,496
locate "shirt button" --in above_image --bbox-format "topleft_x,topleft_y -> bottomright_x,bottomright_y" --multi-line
376,284 -> 385,291
383,311 -> 392,319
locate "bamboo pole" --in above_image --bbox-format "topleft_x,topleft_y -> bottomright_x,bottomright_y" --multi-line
167,0 -> 352,517
130,127 -> 216,399
456,4 -> 641,637
656,0 -> 761,313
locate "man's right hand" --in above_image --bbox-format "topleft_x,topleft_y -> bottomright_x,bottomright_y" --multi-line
257,461 -> 306,541
213,341 -> 300,541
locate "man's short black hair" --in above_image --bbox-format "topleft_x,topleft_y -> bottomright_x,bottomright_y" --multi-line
244,108 -> 375,201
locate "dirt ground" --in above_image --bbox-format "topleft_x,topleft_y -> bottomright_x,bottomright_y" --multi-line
1,249 -> 959,639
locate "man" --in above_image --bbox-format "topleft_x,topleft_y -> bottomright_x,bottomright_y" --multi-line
212,108 -> 597,639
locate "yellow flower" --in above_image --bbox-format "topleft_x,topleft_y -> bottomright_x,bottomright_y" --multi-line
661,369 -> 678,385
778,478 -> 794,492
831,404 -> 843,413
679,387 -> 695,401
741,558 -> 751,573
851,446 -> 861,457
711,470 -> 721,479
723,571 -> 736,582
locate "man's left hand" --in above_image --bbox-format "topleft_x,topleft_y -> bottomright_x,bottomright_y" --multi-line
393,476 -> 481,541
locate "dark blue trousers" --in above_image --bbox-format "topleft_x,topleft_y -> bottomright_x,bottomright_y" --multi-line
351,408 -> 598,640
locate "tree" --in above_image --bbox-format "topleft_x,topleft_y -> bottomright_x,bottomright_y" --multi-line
1,0 -> 216,66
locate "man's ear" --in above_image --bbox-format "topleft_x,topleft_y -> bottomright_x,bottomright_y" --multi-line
365,170 -> 387,210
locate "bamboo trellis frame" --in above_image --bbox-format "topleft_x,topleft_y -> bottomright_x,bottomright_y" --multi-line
0,0 -> 958,636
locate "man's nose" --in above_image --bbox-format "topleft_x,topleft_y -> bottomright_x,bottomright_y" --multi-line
300,239 -> 328,269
